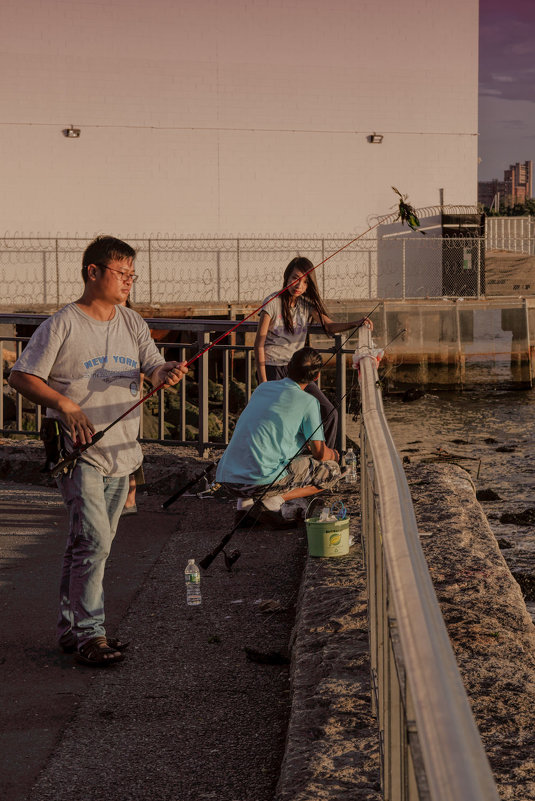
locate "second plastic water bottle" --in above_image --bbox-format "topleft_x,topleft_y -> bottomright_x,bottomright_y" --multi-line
185,558 -> 202,606
344,448 -> 358,483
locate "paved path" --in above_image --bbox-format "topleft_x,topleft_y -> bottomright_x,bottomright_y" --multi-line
0,482 -> 178,801
0,480 -> 306,801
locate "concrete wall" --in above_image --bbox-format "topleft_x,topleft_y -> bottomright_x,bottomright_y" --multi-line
1,0 -> 478,238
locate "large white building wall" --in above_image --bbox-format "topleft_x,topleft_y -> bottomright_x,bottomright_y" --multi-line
1,0 -> 478,239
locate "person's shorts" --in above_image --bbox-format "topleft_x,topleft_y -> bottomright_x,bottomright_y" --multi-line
220,455 -> 341,500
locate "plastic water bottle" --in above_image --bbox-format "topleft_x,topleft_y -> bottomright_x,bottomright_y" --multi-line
185,559 -> 202,606
344,448 -> 358,483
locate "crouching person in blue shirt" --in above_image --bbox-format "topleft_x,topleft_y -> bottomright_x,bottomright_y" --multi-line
216,347 -> 341,527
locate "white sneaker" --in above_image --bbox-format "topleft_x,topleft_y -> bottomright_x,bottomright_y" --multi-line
262,494 -> 285,512
236,497 -> 254,511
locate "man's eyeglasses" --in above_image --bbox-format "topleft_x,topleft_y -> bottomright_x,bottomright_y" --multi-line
95,263 -> 139,283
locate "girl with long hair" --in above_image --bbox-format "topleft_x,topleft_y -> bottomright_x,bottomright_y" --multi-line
254,256 -> 371,450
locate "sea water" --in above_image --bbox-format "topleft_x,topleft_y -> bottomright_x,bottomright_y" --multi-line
347,389 -> 535,544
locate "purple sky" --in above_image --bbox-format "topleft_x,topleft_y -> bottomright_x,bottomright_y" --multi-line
479,0 -> 535,181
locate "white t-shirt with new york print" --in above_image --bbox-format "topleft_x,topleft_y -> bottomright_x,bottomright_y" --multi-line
12,303 -> 164,476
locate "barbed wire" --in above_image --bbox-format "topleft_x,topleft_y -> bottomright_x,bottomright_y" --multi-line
1,205 -> 533,306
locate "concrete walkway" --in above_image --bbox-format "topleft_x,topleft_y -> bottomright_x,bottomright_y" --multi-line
0,479 -> 310,801
0,482 -> 179,801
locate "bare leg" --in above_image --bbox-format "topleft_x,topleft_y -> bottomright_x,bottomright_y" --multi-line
124,474 -> 137,509
281,485 -> 323,501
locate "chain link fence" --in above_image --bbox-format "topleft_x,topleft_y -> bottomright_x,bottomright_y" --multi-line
4,225 -> 535,309
0,236 -> 381,306
2,230 -> 532,306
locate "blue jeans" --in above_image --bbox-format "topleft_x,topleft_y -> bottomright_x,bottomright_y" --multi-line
56,461 -> 129,648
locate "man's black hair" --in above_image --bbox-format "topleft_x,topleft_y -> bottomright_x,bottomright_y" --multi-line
82,236 -> 136,282
287,347 -> 323,384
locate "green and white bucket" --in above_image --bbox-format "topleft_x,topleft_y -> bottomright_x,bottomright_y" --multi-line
305,516 -> 350,557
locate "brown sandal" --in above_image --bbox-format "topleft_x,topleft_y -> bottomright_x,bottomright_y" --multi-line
61,635 -> 129,654
75,636 -> 125,666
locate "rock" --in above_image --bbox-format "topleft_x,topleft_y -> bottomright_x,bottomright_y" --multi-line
2,349 -> 16,372
229,378 -> 247,413
499,508 -> 535,526
496,445 -> 516,453
141,410 -> 174,440
2,388 -> 17,421
496,538 -> 513,549
476,488 -> 502,502
244,645 -> 290,665
208,379 -> 223,402
484,437 -> 498,444
402,388 -> 425,402
451,438 -> 470,445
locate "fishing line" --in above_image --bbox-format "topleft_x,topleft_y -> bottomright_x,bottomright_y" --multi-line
48,190 -> 417,476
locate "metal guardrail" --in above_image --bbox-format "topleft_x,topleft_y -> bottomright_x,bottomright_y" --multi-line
485,216 -> 535,255
0,314 -> 349,455
358,326 -> 499,800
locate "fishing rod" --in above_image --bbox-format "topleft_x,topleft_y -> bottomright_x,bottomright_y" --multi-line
199,310 -> 381,571
48,249 -> 384,476
48,190 -> 419,477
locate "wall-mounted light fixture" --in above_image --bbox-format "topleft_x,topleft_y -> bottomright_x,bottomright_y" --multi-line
368,132 -> 383,144
62,125 -> 81,138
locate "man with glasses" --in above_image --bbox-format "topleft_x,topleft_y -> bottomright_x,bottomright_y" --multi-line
9,236 -> 187,666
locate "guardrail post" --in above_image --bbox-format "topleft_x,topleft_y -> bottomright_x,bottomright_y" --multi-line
197,331 -> 210,457
335,334 -> 346,452
245,349 -> 252,401
223,348 -> 230,443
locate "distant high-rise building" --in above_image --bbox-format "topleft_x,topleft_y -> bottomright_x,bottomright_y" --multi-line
503,161 -> 532,206
479,161 -> 532,209
478,178 -> 503,209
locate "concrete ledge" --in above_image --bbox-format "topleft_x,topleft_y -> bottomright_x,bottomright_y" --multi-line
276,497 -> 382,801
279,463 -> 535,800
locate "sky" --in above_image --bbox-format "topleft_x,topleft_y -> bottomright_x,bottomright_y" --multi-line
479,0 -> 535,181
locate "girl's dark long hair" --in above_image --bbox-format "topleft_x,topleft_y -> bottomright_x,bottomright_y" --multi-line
281,257 -> 328,334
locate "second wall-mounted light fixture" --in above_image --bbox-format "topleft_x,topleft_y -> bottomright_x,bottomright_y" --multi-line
62,125 -> 81,138
368,133 -> 383,143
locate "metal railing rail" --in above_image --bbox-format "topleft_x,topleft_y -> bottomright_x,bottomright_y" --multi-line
0,315 -> 347,455
359,325 -> 499,800
485,216 -> 535,254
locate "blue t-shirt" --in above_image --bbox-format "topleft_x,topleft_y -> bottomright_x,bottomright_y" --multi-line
216,378 -> 324,486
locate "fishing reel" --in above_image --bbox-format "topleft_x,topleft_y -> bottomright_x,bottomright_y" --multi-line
223,548 -> 241,571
